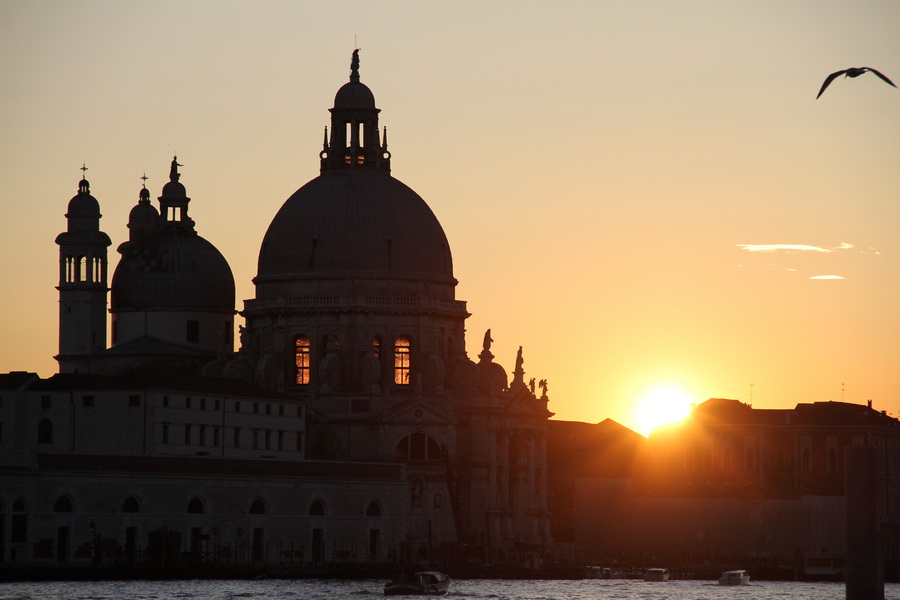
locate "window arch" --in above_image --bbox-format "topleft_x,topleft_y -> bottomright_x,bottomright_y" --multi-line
38,418 -> 53,444
295,335 -> 311,385
366,501 -> 382,517
249,498 -> 267,515
122,497 -> 140,513
54,496 -> 73,512
394,432 -> 442,461
309,499 -> 325,516
187,497 -> 205,514
394,336 -> 411,385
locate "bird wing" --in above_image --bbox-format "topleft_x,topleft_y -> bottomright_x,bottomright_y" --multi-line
816,70 -> 846,99
866,67 -> 897,88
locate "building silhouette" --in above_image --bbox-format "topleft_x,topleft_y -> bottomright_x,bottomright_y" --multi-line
2,52 -> 899,581
0,52 -> 553,575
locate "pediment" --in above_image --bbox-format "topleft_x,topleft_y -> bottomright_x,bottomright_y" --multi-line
382,398 -> 451,425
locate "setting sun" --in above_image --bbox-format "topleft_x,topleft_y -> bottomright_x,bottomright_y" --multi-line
633,383 -> 696,436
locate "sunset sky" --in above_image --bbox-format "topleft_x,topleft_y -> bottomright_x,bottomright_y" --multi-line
2,1 -> 899,435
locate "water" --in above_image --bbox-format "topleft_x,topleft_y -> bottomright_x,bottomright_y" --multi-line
1,579 -> 899,600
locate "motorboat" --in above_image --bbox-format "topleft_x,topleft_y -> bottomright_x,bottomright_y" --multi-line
384,570 -> 451,595
643,567 -> 670,581
718,569 -> 750,585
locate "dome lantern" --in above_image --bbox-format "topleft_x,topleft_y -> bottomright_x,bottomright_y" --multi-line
320,50 -> 391,173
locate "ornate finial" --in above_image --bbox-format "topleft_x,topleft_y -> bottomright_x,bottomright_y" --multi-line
141,172 -> 149,188
350,48 -> 360,82
169,155 -> 182,182
78,164 -> 90,193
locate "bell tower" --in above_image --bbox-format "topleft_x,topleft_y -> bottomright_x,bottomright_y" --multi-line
55,167 -> 112,372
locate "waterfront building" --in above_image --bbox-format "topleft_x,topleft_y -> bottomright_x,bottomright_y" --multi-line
0,52 -> 552,574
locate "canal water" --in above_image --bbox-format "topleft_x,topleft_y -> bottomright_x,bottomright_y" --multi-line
1,578 -> 899,600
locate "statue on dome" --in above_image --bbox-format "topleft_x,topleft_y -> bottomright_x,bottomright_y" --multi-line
482,329 -> 492,353
169,156 -> 182,182
351,49 -> 359,78
538,379 -> 549,398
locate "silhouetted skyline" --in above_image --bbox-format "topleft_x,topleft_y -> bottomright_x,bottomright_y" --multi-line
2,1 -> 899,433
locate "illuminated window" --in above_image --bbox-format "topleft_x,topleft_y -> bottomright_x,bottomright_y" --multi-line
295,335 -> 311,385
394,336 -> 411,385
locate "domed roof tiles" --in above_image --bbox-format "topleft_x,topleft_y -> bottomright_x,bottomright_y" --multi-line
111,231 -> 235,312
257,170 -> 453,283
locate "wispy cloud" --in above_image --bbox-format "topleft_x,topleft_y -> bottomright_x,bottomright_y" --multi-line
737,243 -> 855,253
810,275 -> 845,280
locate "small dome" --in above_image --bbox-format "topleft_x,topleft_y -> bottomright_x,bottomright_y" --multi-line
128,197 -> 159,228
334,80 -> 376,110
111,231 -> 235,312
161,179 -> 187,199
67,179 -> 101,217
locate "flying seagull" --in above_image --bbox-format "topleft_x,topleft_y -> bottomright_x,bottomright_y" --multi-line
817,67 -> 896,99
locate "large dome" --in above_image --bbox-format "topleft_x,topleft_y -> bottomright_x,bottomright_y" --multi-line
256,170 -> 454,284
111,231 -> 235,312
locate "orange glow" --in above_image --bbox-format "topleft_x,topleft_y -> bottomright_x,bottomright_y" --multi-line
633,383 -> 695,437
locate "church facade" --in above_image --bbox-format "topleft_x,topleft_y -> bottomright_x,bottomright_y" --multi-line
0,52 -> 553,574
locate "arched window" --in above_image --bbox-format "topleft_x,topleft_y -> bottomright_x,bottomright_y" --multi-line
295,335 -> 311,385
65,256 -> 75,283
122,497 -> 140,513
309,500 -> 325,516
394,336 -> 411,385
187,498 -> 205,514
92,257 -> 103,283
394,432 -> 442,461
249,498 -> 267,515
53,496 -> 73,512
366,501 -> 382,517
38,418 -> 53,444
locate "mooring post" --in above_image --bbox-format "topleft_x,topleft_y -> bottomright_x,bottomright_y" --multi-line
845,445 -> 883,600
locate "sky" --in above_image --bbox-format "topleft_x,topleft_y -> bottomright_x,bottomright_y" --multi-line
2,1 -> 899,435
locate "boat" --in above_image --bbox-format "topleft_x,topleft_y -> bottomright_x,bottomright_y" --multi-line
384,570 -> 451,595
802,553 -> 844,581
718,569 -> 750,585
643,567 -> 670,581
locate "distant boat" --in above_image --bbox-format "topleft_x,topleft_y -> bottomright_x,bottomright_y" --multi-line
384,570 -> 451,595
803,553 -> 844,581
718,569 -> 750,585
643,567 -> 670,581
